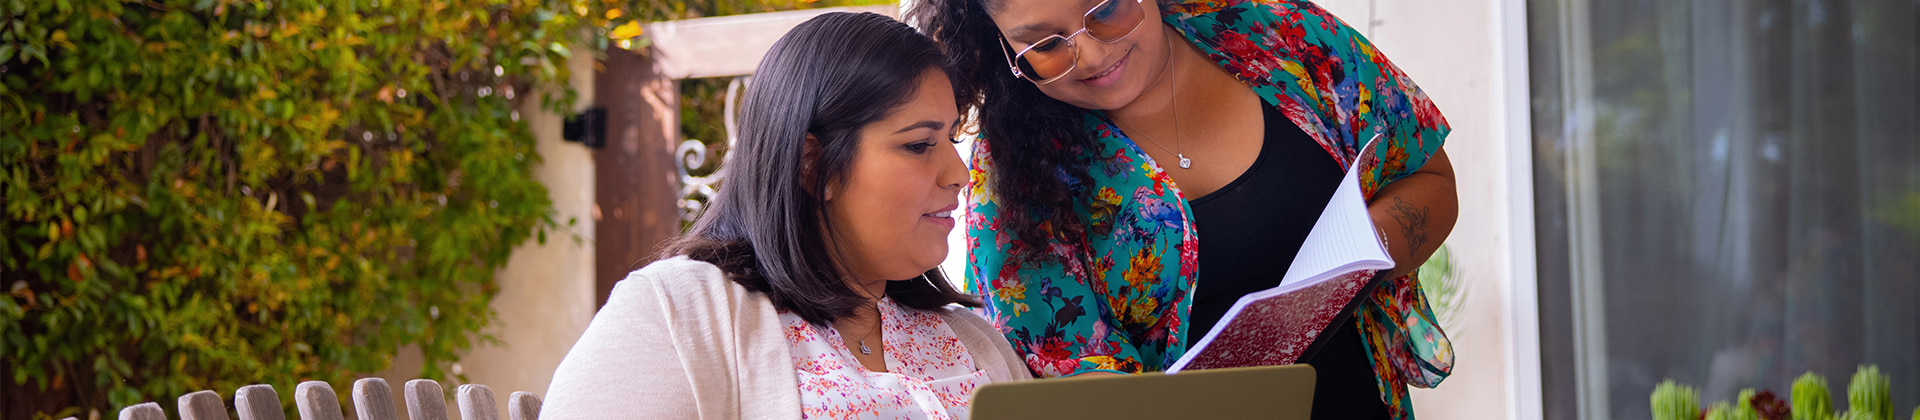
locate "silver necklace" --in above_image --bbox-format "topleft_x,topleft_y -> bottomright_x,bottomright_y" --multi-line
1115,35 -> 1189,169
851,310 -> 881,355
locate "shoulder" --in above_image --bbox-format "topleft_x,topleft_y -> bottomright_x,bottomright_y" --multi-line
928,305 -> 1034,381
614,256 -> 732,294
607,256 -> 755,321
930,305 -> 995,333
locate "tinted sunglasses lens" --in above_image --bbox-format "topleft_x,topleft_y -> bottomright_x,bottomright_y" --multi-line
1017,38 -> 1075,81
1087,0 -> 1144,42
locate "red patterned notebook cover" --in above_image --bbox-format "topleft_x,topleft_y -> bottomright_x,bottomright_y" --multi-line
1167,133 -> 1391,374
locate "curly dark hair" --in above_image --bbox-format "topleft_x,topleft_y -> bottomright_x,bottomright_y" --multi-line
904,0 -> 1099,250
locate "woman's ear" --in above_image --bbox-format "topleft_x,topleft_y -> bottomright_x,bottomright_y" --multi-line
801,133 -> 832,201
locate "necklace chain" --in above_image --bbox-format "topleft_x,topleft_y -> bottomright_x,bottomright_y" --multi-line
1115,35 -> 1189,169
852,306 -> 881,355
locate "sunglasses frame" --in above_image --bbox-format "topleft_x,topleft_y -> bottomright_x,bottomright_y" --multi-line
999,0 -> 1150,85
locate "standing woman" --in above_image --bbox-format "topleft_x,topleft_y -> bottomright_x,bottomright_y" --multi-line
908,0 -> 1456,418
541,12 -> 1029,419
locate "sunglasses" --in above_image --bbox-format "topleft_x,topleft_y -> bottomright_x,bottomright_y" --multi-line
999,0 -> 1150,84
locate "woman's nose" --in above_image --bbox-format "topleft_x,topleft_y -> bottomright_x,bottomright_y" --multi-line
937,140 -> 967,190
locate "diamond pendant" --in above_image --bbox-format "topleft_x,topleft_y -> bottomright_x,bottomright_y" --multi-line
1178,154 -> 1192,169
859,340 -> 872,355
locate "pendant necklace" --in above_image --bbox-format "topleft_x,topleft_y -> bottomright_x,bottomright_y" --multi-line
853,311 -> 880,355
1115,35 -> 1189,169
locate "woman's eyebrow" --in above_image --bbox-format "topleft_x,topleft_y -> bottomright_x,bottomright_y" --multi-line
893,120 -> 948,134
1005,24 -> 1052,40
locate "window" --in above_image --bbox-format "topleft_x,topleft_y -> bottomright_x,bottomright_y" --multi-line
1528,0 -> 1920,418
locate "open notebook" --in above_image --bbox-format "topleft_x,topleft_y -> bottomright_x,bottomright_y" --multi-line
1167,133 -> 1393,374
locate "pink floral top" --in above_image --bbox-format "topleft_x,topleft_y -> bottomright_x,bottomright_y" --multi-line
780,297 -> 991,419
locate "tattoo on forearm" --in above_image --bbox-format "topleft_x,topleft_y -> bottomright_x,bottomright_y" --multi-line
1389,196 -> 1430,254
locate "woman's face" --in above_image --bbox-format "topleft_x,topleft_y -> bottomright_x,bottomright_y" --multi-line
986,0 -> 1172,110
822,69 -> 967,284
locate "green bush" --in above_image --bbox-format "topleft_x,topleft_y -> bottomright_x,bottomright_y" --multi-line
0,0 -> 608,415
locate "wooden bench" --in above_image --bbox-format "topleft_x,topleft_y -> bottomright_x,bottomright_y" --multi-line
91,378 -> 542,420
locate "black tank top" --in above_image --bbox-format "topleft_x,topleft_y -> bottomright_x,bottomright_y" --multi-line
1187,103 -> 1390,419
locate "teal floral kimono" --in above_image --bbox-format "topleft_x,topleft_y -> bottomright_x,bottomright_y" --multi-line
964,0 -> 1455,418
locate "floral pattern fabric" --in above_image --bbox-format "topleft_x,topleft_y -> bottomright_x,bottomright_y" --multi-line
781,297 -> 991,419
965,0 -> 1455,418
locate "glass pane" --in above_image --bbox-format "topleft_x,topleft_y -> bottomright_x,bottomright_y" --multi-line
1530,0 -> 1920,418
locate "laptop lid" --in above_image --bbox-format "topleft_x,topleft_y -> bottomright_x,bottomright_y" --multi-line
968,364 -> 1316,419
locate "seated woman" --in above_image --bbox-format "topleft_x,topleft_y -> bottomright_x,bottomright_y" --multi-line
540,11 -> 1030,419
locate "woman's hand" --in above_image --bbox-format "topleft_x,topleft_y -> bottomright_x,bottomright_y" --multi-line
1366,148 -> 1458,279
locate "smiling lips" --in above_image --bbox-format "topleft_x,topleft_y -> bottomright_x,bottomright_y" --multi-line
1079,47 -> 1132,87
923,205 -> 957,229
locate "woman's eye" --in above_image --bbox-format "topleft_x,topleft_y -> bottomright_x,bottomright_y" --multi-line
906,141 -> 935,154
1032,38 -> 1063,52
1092,1 -> 1118,19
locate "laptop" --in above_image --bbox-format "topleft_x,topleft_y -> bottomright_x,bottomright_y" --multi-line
968,364 -> 1316,419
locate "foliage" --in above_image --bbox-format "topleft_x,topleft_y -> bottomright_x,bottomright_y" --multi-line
0,0 -> 613,415
1656,366 -> 1915,420
1415,243 -> 1465,334
1654,379 -> 1705,420
1799,372 -> 1837,420
1851,365 -> 1894,420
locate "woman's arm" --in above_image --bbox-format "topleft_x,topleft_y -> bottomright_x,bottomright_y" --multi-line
1367,147 -> 1458,279
965,141 -> 1147,378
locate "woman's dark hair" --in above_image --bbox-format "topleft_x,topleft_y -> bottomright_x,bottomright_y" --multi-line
660,12 -> 979,325
905,0 -> 1100,251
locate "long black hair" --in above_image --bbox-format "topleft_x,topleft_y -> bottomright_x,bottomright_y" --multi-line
660,12 -> 979,326
905,0 -> 1100,251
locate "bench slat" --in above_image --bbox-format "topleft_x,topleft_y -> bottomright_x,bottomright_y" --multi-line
179,390 -> 231,420
118,402 -> 166,420
294,381 -> 345,420
508,391 -> 541,420
235,384 -> 287,420
352,378 -> 399,420
457,384 -> 499,420
405,379 -> 450,420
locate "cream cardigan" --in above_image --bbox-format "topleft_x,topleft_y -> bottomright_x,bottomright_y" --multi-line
541,257 -> 1032,419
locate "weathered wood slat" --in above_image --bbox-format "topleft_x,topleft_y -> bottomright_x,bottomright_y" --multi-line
404,379 -> 449,420
642,5 -> 898,78
456,384 -> 499,420
118,402 -> 166,420
507,392 -> 541,420
235,384 -> 288,420
351,378 -> 398,420
178,390 -> 231,420
293,381 -> 345,420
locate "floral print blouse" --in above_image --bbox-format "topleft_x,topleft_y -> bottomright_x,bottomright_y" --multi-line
965,0 -> 1455,418
781,297 -> 991,419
